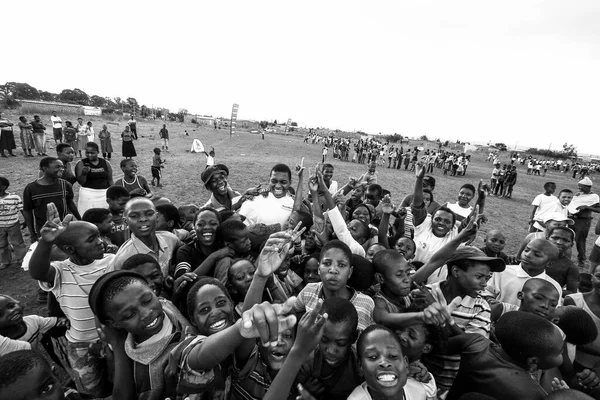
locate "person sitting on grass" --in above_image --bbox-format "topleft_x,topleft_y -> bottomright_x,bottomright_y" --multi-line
81,207 -> 118,253
114,159 -> 152,197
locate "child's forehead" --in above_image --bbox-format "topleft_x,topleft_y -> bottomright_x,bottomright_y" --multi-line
321,248 -> 350,263
230,260 -> 254,272
134,262 -> 161,274
324,319 -> 355,337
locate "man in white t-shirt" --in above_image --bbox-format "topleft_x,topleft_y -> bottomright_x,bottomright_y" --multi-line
568,177 -> 600,267
238,163 -> 294,226
50,111 -> 63,144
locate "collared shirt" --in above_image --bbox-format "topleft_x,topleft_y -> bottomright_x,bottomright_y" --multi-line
111,231 -> 180,276
203,191 -> 242,212
238,192 -> 294,226
483,264 -> 563,306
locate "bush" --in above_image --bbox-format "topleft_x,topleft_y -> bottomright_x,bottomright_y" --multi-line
191,118 -> 197,124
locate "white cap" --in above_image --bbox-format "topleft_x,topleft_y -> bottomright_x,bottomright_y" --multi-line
579,177 -> 593,186
544,212 -> 574,225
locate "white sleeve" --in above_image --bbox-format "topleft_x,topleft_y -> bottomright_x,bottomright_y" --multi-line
326,207 -> 366,257
0,335 -> 31,356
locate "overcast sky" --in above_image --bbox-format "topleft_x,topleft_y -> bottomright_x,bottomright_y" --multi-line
3,0 -> 599,153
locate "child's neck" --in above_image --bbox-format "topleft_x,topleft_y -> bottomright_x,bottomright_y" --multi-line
322,285 -> 351,301
124,172 -> 136,180
367,387 -> 404,400
441,279 -> 470,300
70,254 -> 99,266
137,233 -> 159,251
381,285 -> 406,307
521,264 -> 545,277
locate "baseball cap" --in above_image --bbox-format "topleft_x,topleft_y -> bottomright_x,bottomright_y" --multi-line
201,166 -> 226,187
447,246 -> 506,272
579,177 -> 593,186
543,212 -> 574,225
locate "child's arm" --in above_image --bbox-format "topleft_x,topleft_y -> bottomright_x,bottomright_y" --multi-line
529,205 -> 539,227
292,163 -> 305,214
97,323 -> 135,400
106,161 -> 114,187
410,162 -> 427,227
377,197 -> 393,249
564,264 -> 579,296
373,297 -> 458,329
29,209 -> 74,283
263,302 -> 327,400
308,175 -> 329,247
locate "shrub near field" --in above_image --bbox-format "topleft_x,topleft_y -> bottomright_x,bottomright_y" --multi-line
0,113 -> 597,316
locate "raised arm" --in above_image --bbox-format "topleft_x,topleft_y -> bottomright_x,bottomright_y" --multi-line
411,163 -> 427,227
30,211 -> 74,283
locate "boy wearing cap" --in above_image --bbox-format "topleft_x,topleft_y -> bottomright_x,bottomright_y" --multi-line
201,165 -> 242,211
568,177 -> 600,268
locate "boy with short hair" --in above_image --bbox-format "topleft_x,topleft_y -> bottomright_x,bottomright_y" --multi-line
490,277 -> 560,321
479,229 -> 516,264
105,185 -> 131,247
178,203 -> 199,231
81,207 -> 117,253
156,203 -> 190,242
112,197 -> 180,276
29,213 -> 113,397
159,123 -> 169,151
530,182 -> 559,232
213,219 -> 253,285
0,177 -> 27,269
114,159 -> 152,197
545,226 -> 579,295
151,147 -> 165,187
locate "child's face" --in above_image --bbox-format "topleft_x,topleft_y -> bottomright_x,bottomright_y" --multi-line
484,231 -> 506,254
108,196 -> 130,214
0,361 -> 64,400
208,171 -> 228,195
518,284 -> 559,320
304,232 -> 317,252
227,228 -> 252,255
132,262 -> 164,297
69,223 -> 105,260
0,295 -> 23,329
423,192 -> 432,209
368,163 -> 376,173
382,260 -> 412,297
181,205 -> 199,221
191,284 -> 234,336
558,192 -> 573,206
453,263 -> 491,298
258,327 -> 295,371
352,186 -> 364,200
521,241 -> 552,271
320,320 -> 354,367
121,161 -> 137,176
360,329 -> 408,399
547,230 -> 573,255
303,258 -> 321,284
97,215 -> 115,235
457,188 -> 475,207
228,260 -> 255,297
155,211 -> 171,231
194,210 -> 219,247
319,248 -> 353,292
394,238 -> 415,260
352,206 -> 370,224
125,200 -> 157,238
545,184 -> 556,194
322,167 -> 334,183
398,324 -> 431,363
108,281 -> 165,342
347,220 -> 368,243
431,210 -> 454,237
269,171 -> 291,199
366,244 -> 385,262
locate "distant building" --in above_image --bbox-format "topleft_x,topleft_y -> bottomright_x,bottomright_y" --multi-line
18,99 -> 84,114
82,106 -> 102,116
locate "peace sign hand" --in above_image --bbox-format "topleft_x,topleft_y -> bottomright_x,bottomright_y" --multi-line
39,204 -> 74,244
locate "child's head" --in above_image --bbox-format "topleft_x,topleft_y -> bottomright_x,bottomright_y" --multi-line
227,259 -> 256,300
0,295 -> 23,331
186,277 -> 235,336
153,147 -> 161,155
106,185 -> 131,214
319,240 -> 353,293
322,163 -> 334,183
283,210 -> 313,233
351,184 -> 365,201
373,250 -> 412,297
422,189 -> 434,209
121,254 -> 164,296
89,271 -> 164,343
0,350 -> 65,400
521,239 -> 560,272
397,304 -> 445,363
368,162 -> 377,173
552,305 -> 598,346
446,247 -> 506,298
483,229 -> 506,254
430,207 -> 456,238
517,278 -> 560,320
303,253 -> 321,284
546,227 -> 575,256
495,311 -> 564,371
543,182 -> 557,194
457,184 -> 476,207
558,189 -> 573,206
319,297 -> 359,367
366,244 -> 386,262
124,197 -> 157,238
393,237 -> 416,260
304,230 -> 319,253
218,219 -> 251,255
0,176 -> 9,193
119,159 -> 138,176
366,184 -> 383,203
179,204 -> 199,223
194,207 -> 221,248
258,323 -> 296,372
357,325 -> 408,399
55,221 -> 105,262
81,208 -> 114,235
156,204 -> 180,232
543,213 -> 574,231
269,163 -> 292,198
352,203 -> 373,224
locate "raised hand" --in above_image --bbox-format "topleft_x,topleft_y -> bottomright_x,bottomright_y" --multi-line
173,272 -> 198,294
381,194 -> 394,215
296,383 -> 318,400
256,228 -> 303,278
239,297 -> 298,346
293,299 -> 328,354
39,207 -> 74,244
308,176 -> 319,193
415,162 -> 426,179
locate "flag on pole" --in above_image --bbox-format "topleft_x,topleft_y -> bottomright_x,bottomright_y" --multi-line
230,104 -> 239,138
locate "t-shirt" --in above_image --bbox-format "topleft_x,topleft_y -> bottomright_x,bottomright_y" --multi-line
39,254 -> 114,342
111,231 -> 180,276
152,154 -> 162,168
109,212 -> 130,247
79,158 -> 110,189
159,128 -> 168,139
568,192 -> 600,217
413,217 -> 458,266
445,202 -> 472,221
238,192 -> 294,227
347,380 -> 427,400
0,193 -> 23,228
446,334 -> 547,400
23,179 -> 74,235
51,115 -> 62,129
16,315 -> 59,350
531,194 -> 559,223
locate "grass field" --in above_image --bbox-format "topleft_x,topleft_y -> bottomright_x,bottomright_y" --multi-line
1,110 -> 598,317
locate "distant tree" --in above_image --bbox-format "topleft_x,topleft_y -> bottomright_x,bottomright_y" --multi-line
39,91 -> 56,102
105,97 -> 117,109
494,142 -> 508,151
291,121 -> 298,127
419,135 -> 429,141
259,121 -> 269,129
273,119 -> 278,125
58,88 -> 89,105
4,82 -> 40,100
90,95 -> 106,107
178,108 -> 188,115
126,97 -> 139,115
562,143 -> 577,158
443,140 -> 449,147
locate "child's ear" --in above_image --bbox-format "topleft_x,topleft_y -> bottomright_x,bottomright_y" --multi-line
451,266 -> 459,278
374,272 -> 384,285
517,291 -> 524,300
62,244 -> 76,255
422,343 -> 433,355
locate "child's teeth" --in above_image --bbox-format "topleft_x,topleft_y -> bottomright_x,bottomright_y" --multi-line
146,317 -> 158,328
377,374 -> 397,382
209,319 -> 226,329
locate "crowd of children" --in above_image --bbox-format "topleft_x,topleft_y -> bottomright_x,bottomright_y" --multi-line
1,150 -> 600,400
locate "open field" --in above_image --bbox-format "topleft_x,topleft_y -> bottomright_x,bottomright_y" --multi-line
1,110 -> 598,317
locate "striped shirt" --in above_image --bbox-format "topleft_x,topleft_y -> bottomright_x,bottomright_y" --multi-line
293,282 -> 374,332
0,193 -> 23,228
16,315 -> 59,351
39,254 -> 114,342
423,282 -> 491,397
